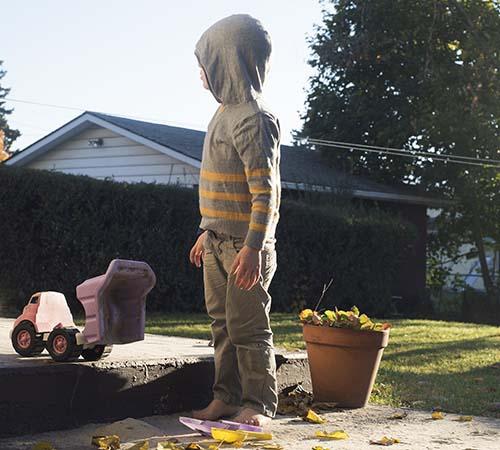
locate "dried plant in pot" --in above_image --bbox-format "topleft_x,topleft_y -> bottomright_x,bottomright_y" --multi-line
300,281 -> 391,408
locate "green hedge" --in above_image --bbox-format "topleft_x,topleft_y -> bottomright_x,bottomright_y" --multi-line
0,167 -> 415,316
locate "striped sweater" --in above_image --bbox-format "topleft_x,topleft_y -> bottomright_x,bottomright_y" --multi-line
195,15 -> 281,250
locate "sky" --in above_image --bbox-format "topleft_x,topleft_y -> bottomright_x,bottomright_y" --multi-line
1,0 -> 325,151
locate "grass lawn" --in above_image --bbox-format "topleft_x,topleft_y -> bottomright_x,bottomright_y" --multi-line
146,313 -> 500,417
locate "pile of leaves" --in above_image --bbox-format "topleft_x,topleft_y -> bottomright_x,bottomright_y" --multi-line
299,306 -> 391,331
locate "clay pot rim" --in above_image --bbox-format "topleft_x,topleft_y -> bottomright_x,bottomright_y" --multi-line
302,323 -> 390,348
301,323 -> 390,335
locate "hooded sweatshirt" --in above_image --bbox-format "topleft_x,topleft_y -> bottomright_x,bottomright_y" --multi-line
195,14 -> 281,250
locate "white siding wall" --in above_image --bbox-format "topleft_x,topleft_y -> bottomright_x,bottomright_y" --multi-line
26,126 -> 200,186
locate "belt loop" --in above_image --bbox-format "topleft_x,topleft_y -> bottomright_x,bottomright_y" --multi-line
216,236 -> 223,254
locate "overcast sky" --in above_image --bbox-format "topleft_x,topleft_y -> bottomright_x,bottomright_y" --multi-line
1,0 -> 325,151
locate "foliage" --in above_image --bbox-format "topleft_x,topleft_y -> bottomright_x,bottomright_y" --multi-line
299,305 -> 391,331
300,0 -> 500,300
0,60 -> 20,154
0,167 -> 415,315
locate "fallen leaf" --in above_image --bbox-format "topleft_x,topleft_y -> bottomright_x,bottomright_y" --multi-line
388,411 -> 408,420
312,447 -> 330,450
91,435 -> 120,450
32,443 -> 55,450
315,430 -> 349,440
261,445 -> 284,449
211,428 -> 272,443
128,441 -> 149,450
277,384 -> 313,416
431,411 -> 445,420
370,436 -> 400,446
303,409 -> 325,424
457,415 -> 473,422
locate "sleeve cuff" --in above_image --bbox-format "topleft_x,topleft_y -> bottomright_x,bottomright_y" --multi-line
244,230 -> 265,251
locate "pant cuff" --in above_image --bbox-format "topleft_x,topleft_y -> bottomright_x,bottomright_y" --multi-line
213,391 -> 240,407
241,401 -> 276,418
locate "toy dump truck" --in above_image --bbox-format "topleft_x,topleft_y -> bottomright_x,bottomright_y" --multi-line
10,259 -> 156,362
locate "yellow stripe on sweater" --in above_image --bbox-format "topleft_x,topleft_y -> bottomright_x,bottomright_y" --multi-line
250,186 -> 273,194
249,222 -> 267,232
200,189 -> 252,202
252,203 -> 272,214
201,169 -> 247,182
245,167 -> 272,178
200,207 -> 251,222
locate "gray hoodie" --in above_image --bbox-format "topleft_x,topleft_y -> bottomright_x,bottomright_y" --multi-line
195,14 -> 281,250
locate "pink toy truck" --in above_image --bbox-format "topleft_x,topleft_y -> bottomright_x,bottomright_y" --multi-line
10,259 -> 156,362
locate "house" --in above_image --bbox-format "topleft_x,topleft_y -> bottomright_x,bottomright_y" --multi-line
5,111 -> 442,307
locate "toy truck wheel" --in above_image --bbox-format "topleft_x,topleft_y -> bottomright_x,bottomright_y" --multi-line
47,328 -> 82,362
11,322 -> 45,357
81,344 -> 113,361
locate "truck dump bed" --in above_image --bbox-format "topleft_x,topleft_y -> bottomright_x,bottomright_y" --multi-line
76,259 -> 156,345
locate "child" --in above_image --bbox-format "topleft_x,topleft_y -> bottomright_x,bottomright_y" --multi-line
189,14 -> 281,427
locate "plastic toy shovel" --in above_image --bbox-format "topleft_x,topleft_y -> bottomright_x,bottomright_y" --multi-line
179,417 -> 262,436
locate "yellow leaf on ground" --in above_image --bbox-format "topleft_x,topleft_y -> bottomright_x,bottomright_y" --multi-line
304,409 -> 326,424
315,430 -> 349,440
91,435 -> 120,450
431,411 -> 445,420
32,443 -> 56,450
457,415 -> 473,422
261,444 -> 284,449
312,447 -> 330,450
185,444 -> 204,450
370,436 -> 400,446
128,441 -> 149,450
388,411 -> 407,420
211,428 -> 273,443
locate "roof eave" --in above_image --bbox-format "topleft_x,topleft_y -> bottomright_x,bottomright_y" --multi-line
4,112 -> 202,169
281,181 -> 449,207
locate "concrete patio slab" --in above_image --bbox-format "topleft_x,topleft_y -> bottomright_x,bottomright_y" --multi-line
1,406 -> 498,450
0,318 -> 310,437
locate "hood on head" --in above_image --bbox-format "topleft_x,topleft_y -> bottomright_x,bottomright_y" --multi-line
195,14 -> 272,105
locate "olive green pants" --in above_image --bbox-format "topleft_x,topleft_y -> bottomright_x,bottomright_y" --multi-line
202,229 -> 278,417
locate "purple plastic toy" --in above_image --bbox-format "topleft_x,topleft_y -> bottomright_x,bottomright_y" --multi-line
179,416 -> 262,435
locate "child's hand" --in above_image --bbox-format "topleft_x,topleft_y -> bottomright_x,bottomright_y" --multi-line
230,246 -> 261,290
189,231 -> 208,268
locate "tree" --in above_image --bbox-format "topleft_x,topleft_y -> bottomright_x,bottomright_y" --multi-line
299,0 -> 500,301
0,60 -> 21,158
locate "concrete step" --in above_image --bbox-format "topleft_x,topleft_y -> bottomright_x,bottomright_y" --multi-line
0,318 -> 310,437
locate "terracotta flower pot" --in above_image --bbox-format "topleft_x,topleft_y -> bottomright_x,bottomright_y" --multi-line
303,323 -> 390,408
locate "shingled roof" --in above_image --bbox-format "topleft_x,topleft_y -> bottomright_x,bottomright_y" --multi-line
89,112 -> 430,202
6,111 -> 439,205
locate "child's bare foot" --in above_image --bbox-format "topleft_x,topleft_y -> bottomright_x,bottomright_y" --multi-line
233,408 -> 271,427
192,399 -> 239,421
